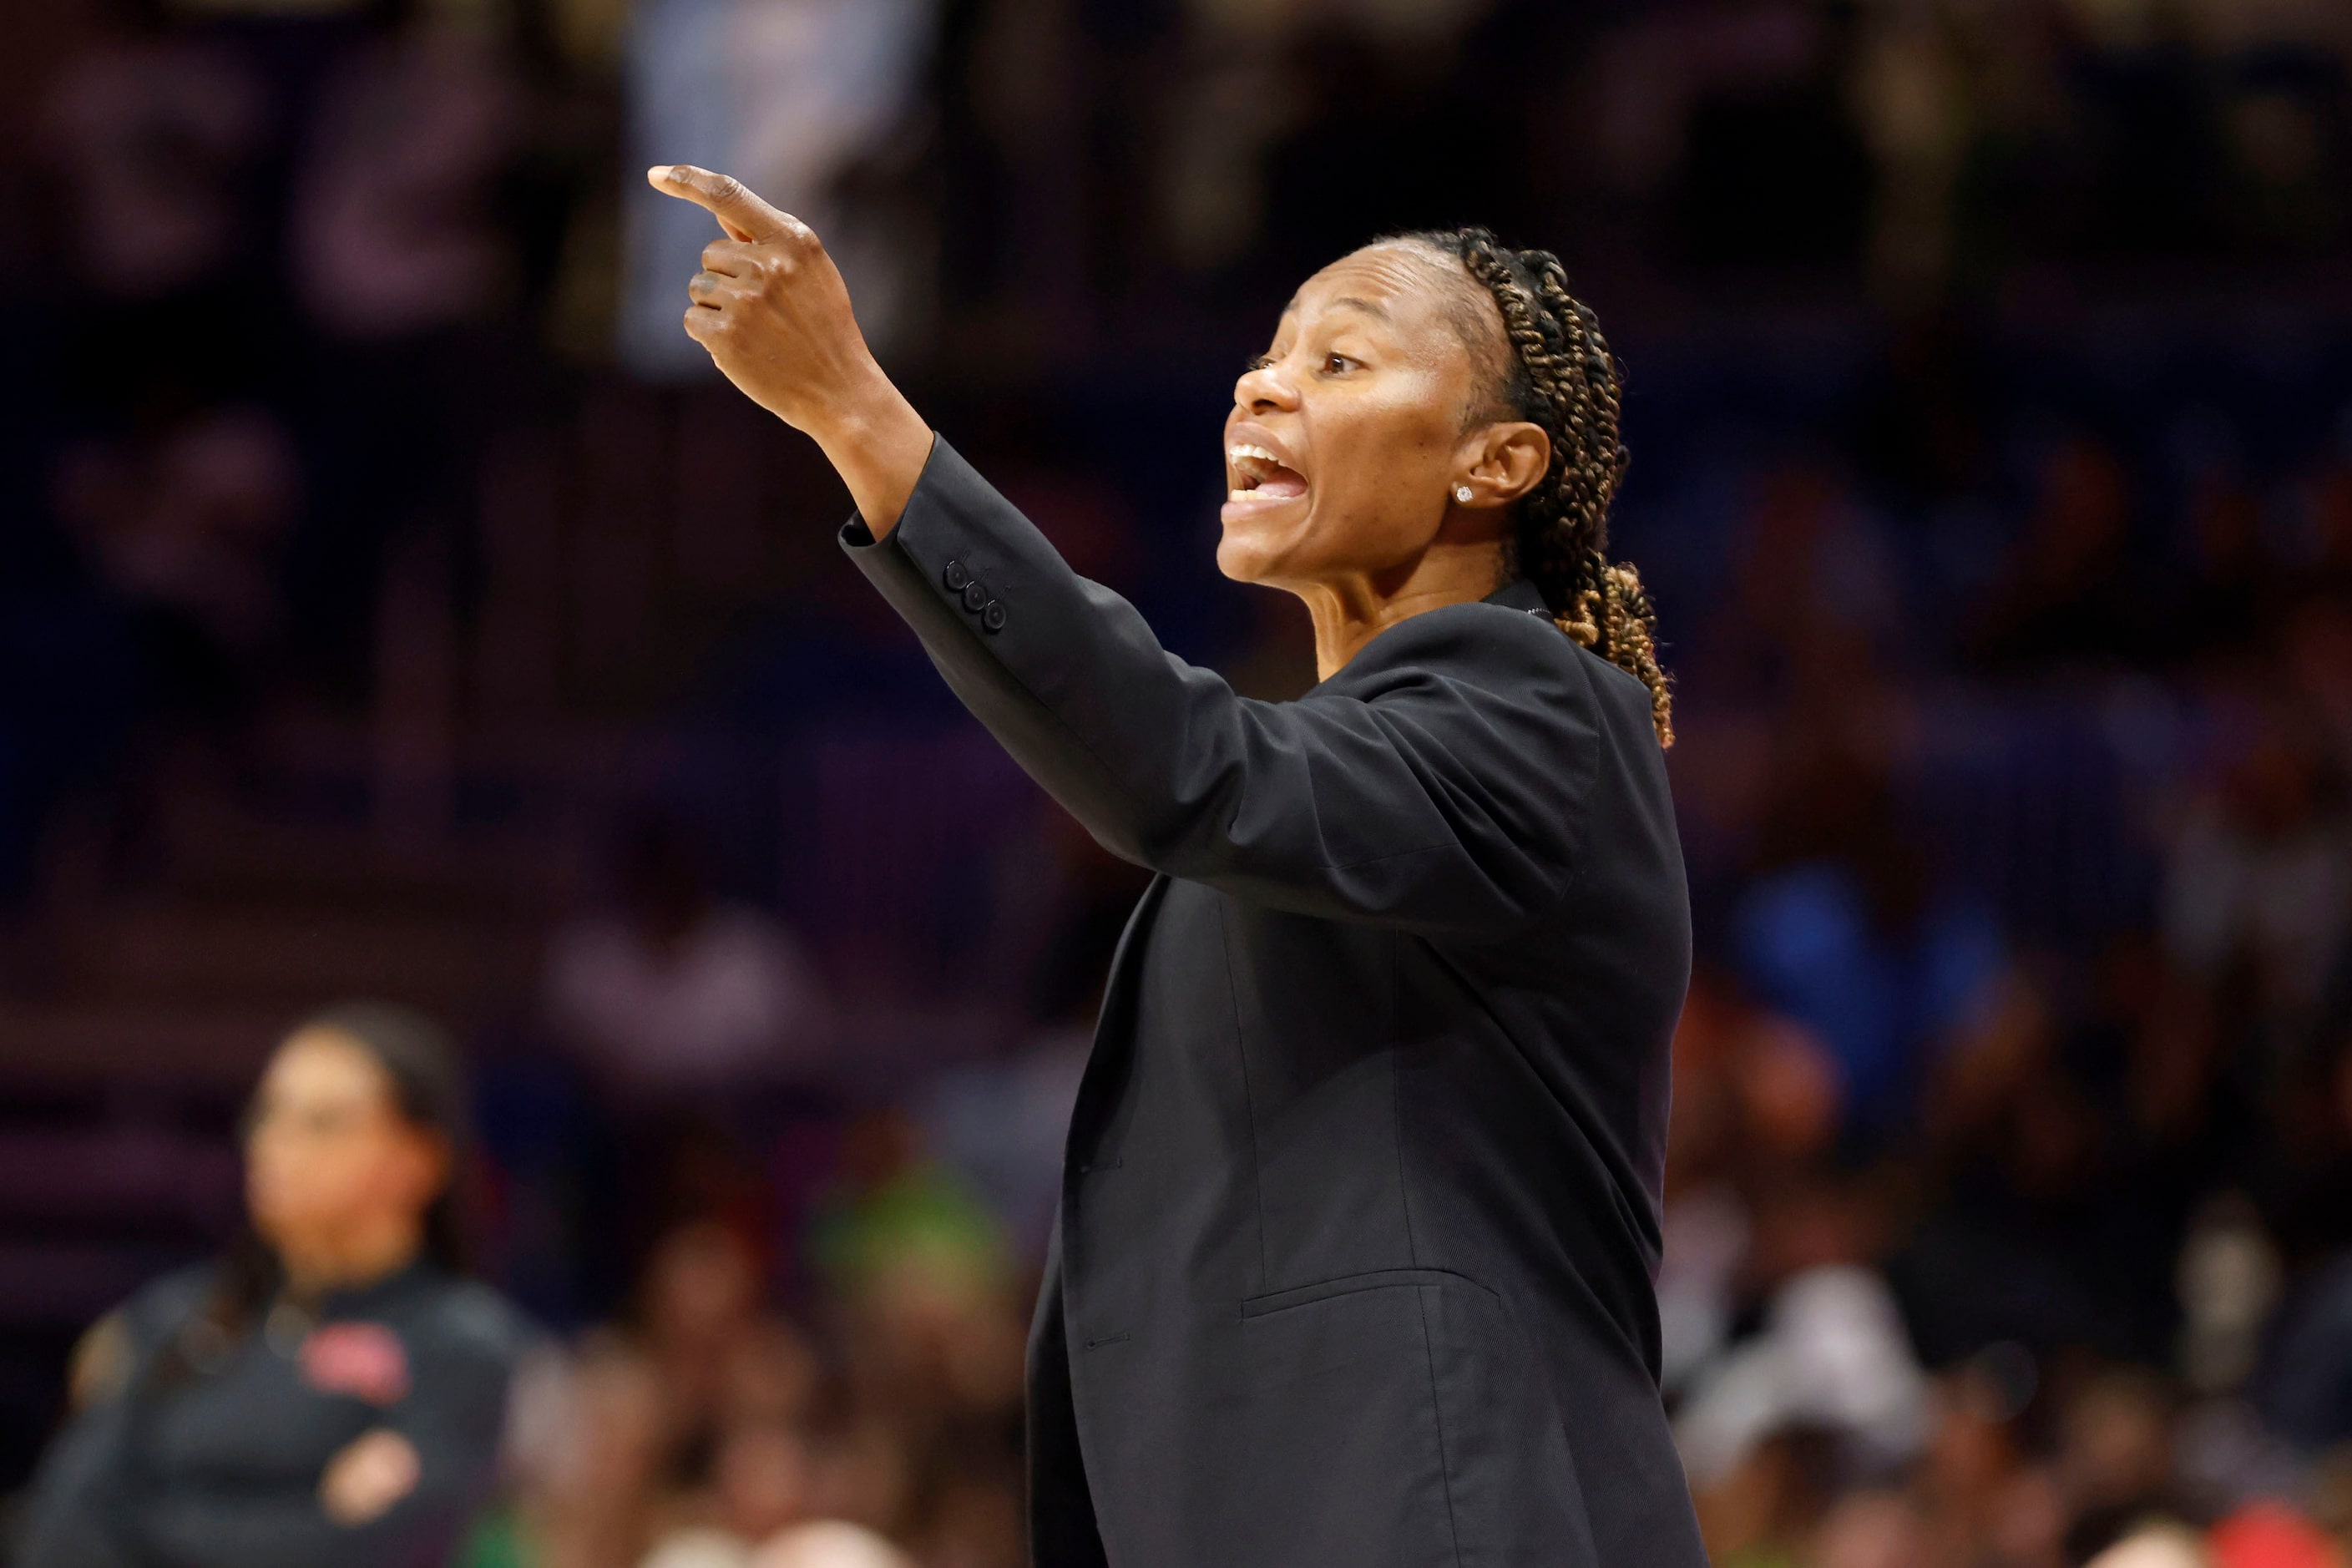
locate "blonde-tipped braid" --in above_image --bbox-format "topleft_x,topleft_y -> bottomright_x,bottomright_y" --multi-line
1399,228 -> 1674,747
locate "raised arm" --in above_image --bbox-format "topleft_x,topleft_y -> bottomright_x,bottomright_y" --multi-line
841,439 -> 1598,941
648,164 -> 1606,941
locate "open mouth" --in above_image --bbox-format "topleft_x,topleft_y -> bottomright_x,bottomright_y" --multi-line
1227,443 -> 1308,503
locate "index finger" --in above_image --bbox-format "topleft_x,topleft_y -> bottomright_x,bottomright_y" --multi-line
647,164 -> 788,243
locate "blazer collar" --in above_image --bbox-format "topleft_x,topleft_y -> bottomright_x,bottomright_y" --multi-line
1485,578 -> 1549,615
1308,578 -> 1556,695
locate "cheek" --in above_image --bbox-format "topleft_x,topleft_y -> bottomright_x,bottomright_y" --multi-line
245,1135 -> 301,1209
1313,402 -> 1456,525
1318,468 -> 1434,539
248,1140 -> 391,1222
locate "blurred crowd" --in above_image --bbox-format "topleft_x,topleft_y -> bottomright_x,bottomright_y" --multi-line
4,0 -> 2352,1565
486,1179 -> 1031,1568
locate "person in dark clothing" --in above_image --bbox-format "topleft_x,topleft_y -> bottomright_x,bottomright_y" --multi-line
16,1003 -> 533,1568
649,163 -> 1702,1568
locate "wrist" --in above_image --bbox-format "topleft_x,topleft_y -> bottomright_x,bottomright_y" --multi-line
802,357 -> 913,449
805,369 -> 932,536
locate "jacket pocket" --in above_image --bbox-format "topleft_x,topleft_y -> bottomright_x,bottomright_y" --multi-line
1241,1267 -> 1496,1318
1223,1269 -> 1596,1568
1416,1278 -> 1600,1567
1219,1272 -> 1458,1567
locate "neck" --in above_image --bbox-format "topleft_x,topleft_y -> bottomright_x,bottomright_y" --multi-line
277,1213 -> 426,1299
1287,539 -> 1507,682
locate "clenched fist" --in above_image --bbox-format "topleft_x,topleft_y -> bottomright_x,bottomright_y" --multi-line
649,164 -> 933,534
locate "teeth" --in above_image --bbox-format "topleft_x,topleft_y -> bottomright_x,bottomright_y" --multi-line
1227,442 -> 1306,504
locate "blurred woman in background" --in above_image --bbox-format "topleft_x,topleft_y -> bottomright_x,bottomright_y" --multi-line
15,1001 -> 533,1568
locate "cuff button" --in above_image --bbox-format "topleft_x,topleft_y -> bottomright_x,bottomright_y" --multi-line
962,581 -> 989,612
943,560 -> 970,592
982,600 -> 1007,633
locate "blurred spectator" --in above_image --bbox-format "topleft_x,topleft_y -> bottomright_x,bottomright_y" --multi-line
520,1217 -> 818,1568
808,1109 -> 1023,1559
2091,1525 -> 2213,1568
810,1111 -> 1011,1307
2204,1500 -> 2340,1568
1892,949 -> 2198,1368
636,1419 -> 813,1567
2056,1368 -> 2182,1552
618,0 -> 934,374
1657,969 -> 1841,1392
1690,460 -> 1913,709
921,1036 -> 1085,1268
53,402 -> 300,721
545,807 -> 829,1095
291,16 -> 519,340
751,1520 -> 913,1568
1808,1488 -> 1934,1568
505,1132 -> 1021,1568
2260,1206 -> 2352,1449
512,1341 -> 668,1568
1968,437 -> 2167,677
1677,1187 -> 1932,1492
13,1003 -> 534,1568
2280,596 -> 2352,777
2162,694 -> 2352,1070
41,9 -> 263,305
1732,726 -> 2010,1140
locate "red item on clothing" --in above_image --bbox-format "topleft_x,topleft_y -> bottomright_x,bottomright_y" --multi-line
300,1322 -> 412,1406
2206,1500 -> 2342,1568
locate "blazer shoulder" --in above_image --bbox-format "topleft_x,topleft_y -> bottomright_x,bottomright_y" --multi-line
116,1264 -> 217,1345
1564,635 -> 1670,746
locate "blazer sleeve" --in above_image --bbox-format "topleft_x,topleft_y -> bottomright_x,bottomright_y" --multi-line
839,437 -> 1602,942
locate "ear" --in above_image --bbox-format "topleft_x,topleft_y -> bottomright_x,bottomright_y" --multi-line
1454,422 -> 1551,508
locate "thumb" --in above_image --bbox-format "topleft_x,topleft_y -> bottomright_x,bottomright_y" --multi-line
647,164 -> 787,243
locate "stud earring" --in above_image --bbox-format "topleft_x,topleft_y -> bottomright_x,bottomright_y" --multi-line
1454,485 -> 1474,503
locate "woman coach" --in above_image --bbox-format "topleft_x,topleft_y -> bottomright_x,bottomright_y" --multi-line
651,164 -> 1703,1568
16,1004 -> 529,1567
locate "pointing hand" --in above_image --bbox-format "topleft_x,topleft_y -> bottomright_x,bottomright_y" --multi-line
650,164 -> 881,439
648,164 -> 933,533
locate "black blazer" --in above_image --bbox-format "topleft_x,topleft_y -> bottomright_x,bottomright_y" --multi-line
846,439 -> 1703,1568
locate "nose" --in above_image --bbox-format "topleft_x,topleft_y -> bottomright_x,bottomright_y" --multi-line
1235,358 -> 1298,417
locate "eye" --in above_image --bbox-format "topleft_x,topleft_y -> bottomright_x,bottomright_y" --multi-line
1323,352 -> 1358,374
1244,354 -> 1275,372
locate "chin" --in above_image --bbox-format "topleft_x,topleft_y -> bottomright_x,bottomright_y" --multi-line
1213,531 -> 1265,584
1215,518 -> 1307,587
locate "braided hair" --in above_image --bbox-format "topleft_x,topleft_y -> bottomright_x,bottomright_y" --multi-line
1394,228 -> 1673,746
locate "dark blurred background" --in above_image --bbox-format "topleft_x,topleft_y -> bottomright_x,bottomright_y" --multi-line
3,0 -> 2352,1564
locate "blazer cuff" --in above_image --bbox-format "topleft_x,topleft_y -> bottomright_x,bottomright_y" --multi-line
837,434 -> 1020,640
